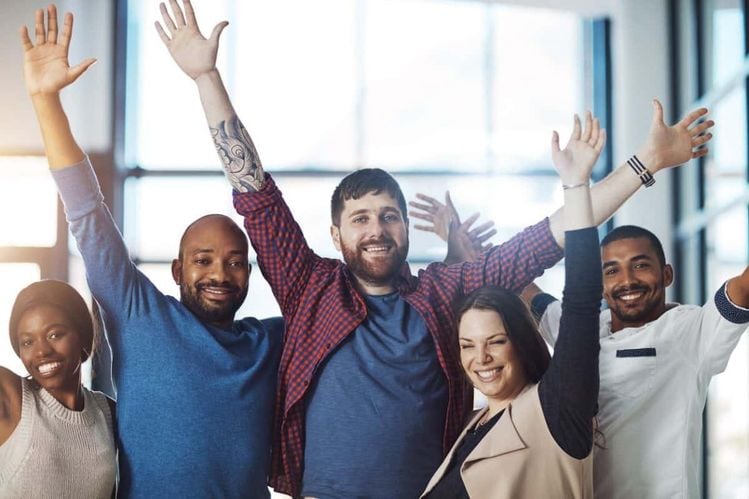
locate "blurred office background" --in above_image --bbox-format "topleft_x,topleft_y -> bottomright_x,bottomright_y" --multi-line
0,0 -> 746,496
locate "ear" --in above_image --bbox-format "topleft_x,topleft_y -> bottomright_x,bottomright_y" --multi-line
330,225 -> 342,252
663,263 -> 674,288
171,259 -> 183,285
248,262 -> 253,277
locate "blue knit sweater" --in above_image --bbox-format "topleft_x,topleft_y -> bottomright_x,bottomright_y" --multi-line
53,158 -> 283,498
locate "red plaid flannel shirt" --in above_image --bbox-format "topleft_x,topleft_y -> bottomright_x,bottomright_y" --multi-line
233,175 -> 563,497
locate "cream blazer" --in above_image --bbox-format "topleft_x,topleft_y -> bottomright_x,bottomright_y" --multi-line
420,384 -> 593,499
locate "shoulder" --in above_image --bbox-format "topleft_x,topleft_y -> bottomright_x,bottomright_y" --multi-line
0,367 -> 22,432
0,366 -> 22,403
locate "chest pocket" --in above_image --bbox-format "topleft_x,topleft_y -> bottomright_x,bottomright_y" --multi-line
603,347 -> 657,398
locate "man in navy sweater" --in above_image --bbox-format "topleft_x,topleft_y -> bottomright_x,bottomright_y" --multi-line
21,5 -> 283,497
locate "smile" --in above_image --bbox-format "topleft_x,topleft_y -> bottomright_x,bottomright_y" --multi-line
615,290 -> 646,301
199,286 -> 236,301
363,245 -> 391,253
37,361 -> 63,376
475,367 -> 503,381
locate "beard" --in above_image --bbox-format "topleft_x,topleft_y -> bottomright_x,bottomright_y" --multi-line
179,280 -> 247,326
607,283 -> 665,325
340,237 -> 409,288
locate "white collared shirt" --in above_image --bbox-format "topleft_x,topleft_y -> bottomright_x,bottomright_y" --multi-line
538,284 -> 749,499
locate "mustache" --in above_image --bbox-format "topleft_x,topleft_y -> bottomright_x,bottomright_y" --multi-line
612,284 -> 649,298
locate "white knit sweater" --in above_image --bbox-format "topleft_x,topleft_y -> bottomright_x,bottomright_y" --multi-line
0,378 -> 116,498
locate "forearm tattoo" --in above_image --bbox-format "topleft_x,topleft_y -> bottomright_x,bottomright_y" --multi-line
210,116 -> 265,192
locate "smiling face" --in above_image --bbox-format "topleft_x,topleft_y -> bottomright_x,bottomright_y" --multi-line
17,304 -> 84,397
172,215 -> 250,330
459,308 -> 528,409
602,237 -> 673,332
331,191 -> 409,294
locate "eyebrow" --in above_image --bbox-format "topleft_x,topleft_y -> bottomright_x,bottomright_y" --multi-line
459,333 -> 507,342
602,253 -> 652,269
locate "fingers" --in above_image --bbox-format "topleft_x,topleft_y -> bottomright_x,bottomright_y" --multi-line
413,224 -> 436,233
691,132 -> 713,147
551,130 -> 561,153
159,2 -> 177,35
59,12 -> 73,51
468,220 -> 495,235
444,191 -> 460,223
210,21 -> 229,42
35,8 -> 45,45
170,0 -> 187,27
689,119 -> 715,136
20,25 -> 33,50
155,21 -> 171,44
692,148 -> 709,159
581,111 -> 592,142
569,114 -> 582,142
408,201 -> 437,213
473,228 -> 497,244
415,193 -> 441,206
408,211 -> 435,222
594,129 -> 607,153
589,117 -> 600,146
47,4 -> 58,44
679,106 -> 708,128
182,0 -> 198,27
460,212 -> 481,230
651,99 -> 664,126
68,58 -> 96,82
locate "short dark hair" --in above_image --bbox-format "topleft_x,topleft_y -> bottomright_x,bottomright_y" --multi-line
9,280 -> 95,363
330,168 -> 408,226
456,286 -> 551,384
601,225 -> 666,266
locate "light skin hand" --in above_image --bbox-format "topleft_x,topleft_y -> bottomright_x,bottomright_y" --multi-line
154,0 -> 228,81
156,0 -> 264,192
409,192 -> 496,264
20,5 -> 96,97
551,111 -> 606,186
638,99 -> 714,172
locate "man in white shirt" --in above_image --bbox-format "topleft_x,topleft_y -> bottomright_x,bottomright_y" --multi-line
525,224 -> 749,499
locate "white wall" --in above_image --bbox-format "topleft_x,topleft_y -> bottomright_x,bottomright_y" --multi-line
0,0 -> 114,154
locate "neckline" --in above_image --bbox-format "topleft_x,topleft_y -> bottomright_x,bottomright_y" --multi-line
29,379 -> 96,426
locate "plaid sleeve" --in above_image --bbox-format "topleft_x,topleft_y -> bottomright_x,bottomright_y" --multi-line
459,217 -> 564,294
233,175 -> 319,316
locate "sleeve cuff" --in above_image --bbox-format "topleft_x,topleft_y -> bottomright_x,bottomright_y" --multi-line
531,293 -> 558,321
715,281 -> 749,324
51,156 -> 104,221
232,173 -> 281,214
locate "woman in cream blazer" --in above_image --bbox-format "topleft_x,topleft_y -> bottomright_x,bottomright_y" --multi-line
421,113 -> 604,499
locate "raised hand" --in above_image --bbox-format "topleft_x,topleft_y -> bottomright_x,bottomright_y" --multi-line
155,0 -> 228,80
409,192 -> 496,264
638,99 -> 713,172
551,111 -> 606,186
20,5 -> 96,96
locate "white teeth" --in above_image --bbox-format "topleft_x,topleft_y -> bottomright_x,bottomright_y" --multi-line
38,362 -> 62,375
364,246 -> 389,252
476,367 -> 501,380
619,292 -> 643,301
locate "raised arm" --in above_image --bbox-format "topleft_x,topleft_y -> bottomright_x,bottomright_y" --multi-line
21,5 -> 95,168
548,101 -> 714,247
155,0 -> 264,193
538,111 -> 603,458
409,191 -> 496,264
726,266 -> 749,308
21,5 -> 152,322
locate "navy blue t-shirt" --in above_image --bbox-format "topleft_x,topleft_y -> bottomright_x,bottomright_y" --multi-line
302,292 -> 448,498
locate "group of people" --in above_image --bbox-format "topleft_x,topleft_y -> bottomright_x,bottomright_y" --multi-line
1,2 -> 748,498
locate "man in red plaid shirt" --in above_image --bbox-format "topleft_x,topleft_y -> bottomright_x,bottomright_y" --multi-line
159,2 -> 712,497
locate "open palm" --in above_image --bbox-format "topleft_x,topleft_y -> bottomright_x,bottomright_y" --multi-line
155,0 -> 228,80
551,112 -> 606,185
20,6 -> 95,95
